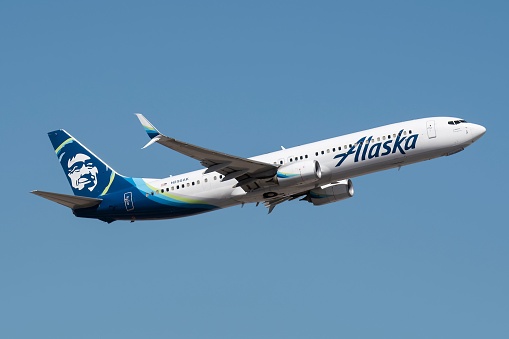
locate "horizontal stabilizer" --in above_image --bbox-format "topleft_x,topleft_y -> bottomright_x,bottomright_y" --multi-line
31,190 -> 102,209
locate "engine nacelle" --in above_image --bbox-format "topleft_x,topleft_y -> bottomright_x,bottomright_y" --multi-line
308,179 -> 354,206
275,160 -> 322,187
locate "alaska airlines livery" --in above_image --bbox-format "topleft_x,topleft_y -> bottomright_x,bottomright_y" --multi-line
32,115 -> 486,223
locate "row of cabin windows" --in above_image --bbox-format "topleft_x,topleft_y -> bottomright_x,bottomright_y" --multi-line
275,155 -> 309,165
274,130 -> 413,165
146,175 -> 224,196
313,130 -> 413,156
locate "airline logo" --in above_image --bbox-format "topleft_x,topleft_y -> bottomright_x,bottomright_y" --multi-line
334,129 -> 418,167
55,138 -> 108,195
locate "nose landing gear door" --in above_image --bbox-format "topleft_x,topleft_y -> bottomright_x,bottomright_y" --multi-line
426,120 -> 436,139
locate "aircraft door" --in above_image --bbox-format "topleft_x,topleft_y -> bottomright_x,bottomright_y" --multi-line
426,120 -> 436,139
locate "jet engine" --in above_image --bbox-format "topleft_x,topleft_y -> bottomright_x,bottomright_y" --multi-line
275,160 -> 321,187
305,179 -> 354,206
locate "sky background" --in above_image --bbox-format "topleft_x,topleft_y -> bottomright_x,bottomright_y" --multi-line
1,1 -> 508,338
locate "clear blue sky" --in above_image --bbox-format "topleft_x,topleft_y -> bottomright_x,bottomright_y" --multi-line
1,1 -> 508,338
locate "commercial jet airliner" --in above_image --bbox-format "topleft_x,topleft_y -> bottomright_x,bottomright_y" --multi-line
32,115 -> 486,223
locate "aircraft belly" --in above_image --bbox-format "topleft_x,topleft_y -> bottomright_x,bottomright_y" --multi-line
72,187 -> 241,221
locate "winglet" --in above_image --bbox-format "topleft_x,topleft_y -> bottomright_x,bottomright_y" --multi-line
135,113 -> 161,140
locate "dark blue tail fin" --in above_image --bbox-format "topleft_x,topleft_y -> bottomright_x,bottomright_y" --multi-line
48,130 -> 133,198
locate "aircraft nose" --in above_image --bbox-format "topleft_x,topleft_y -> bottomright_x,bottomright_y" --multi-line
471,124 -> 486,141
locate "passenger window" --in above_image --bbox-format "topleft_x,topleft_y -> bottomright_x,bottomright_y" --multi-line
187,183 -> 190,187
305,155 -> 308,158
171,187 -> 174,191
388,135 -> 391,139
146,193 -> 149,197
192,182 -> 195,186
377,137 -> 380,142
214,176 -> 217,180
295,157 -> 298,161
327,149 -> 330,153
315,152 -> 318,156
176,185 -> 179,189
339,146 -> 342,150
205,178 -> 208,183
197,180 -> 200,184
289,158 -> 293,162
321,151 -> 324,155
409,130 -> 412,134
280,160 -> 284,164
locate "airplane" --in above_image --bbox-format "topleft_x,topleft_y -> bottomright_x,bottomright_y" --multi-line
32,114 -> 486,223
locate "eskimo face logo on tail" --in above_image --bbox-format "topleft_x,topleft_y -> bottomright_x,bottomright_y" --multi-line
57,140 -> 110,195
334,129 -> 418,167
66,153 -> 99,191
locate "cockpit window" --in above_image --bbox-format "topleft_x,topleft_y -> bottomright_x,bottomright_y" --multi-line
448,119 -> 468,125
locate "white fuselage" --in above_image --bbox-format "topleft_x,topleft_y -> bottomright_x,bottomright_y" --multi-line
144,117 -> 485,209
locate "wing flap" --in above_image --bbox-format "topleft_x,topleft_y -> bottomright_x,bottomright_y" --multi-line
31,190 -> 102,209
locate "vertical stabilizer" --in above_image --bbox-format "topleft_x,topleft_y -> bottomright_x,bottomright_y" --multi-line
48,130 -> 133,198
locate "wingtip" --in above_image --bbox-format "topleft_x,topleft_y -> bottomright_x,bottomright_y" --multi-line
134,113 -> 145,120
135,113 -> 161,139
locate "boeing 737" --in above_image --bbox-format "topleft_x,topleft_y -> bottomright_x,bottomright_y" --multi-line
32,115 -> 486,223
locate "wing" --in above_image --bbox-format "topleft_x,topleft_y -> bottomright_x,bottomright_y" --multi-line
135,114 -> 278,191
31,190 -> 102,209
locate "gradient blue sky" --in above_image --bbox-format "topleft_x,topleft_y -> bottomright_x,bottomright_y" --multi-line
1,1 -> 508,338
